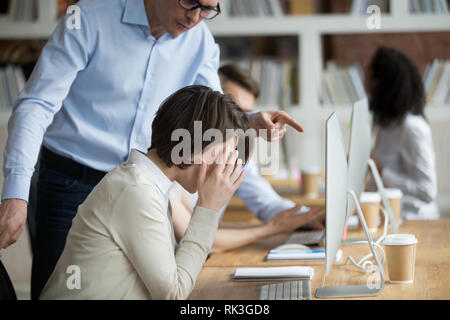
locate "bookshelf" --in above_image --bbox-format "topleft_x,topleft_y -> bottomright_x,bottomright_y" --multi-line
0,0 -> 58,39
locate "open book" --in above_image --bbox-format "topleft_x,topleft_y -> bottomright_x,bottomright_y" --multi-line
233,266 -> 314,281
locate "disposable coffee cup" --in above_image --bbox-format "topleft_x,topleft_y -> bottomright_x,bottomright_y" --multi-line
380,188 -> 403,227
301,166 -> 321,198
383,234 -> 418,284
359,192 -> 381,233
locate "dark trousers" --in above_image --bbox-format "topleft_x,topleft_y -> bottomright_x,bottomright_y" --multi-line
30,148 -> 106,300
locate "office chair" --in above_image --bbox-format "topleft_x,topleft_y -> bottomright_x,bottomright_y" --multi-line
0,259 -> 17,300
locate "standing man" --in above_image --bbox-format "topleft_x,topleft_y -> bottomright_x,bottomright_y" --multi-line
0,0 -> 304,300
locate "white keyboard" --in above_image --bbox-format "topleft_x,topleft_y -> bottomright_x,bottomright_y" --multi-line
259,280 -> 312,300
285,230 -> 325,246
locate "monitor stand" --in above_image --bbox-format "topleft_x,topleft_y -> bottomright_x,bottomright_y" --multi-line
315,189 -> 385,298
342,158 -> 398,247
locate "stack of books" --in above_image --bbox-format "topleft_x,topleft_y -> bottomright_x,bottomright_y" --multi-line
410,0 -> 449,14
0,65 -> 26,110
351,0 -> 389,15
225,58 -> 299,108
228,0 -> 395,16
321,62 -> 367,106
228,0 -> 285,16
228,0 -> 326,16
424,59 -> 450,105
7,0 -> 38,22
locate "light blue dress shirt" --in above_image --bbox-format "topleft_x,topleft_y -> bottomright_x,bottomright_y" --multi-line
2,0 -> 295,221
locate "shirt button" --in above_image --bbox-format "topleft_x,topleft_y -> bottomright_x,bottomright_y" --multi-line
148,72 -> 152,79
139,102 -> 145,110
133,135 -> 137,141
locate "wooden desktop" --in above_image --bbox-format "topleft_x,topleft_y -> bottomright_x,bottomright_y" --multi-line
189,207 -> 450,300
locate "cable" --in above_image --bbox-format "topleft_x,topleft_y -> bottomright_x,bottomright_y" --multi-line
345,203 -> 389,273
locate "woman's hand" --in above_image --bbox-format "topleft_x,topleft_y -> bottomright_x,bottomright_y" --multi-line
197,150 -> 246,212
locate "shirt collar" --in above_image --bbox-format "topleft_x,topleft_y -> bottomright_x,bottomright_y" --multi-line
127,149 -> 173,196
122,0 -> 149,27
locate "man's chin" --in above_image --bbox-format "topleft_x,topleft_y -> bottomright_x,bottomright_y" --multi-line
166,28 -> 183,38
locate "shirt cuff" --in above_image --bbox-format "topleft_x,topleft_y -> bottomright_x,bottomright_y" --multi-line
1,174 -> 32,202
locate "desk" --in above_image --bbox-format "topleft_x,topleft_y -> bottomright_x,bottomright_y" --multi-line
189,218 -> 450,300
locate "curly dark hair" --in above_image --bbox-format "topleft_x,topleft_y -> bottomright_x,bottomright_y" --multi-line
369,47 -> 426,128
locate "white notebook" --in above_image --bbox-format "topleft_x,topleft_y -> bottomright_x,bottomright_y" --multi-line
233,266 -> 314,281
266,251 -> 325,261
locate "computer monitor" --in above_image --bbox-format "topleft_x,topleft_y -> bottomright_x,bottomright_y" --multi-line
322,112 -> 348,277
316,112 -> 385,298
346,99 -> 372,222
346,99 -> 399,233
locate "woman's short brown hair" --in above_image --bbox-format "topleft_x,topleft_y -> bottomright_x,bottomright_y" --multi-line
150,85 -> 252,169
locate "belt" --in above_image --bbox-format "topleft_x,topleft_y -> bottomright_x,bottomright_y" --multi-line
41,147 -> 107,182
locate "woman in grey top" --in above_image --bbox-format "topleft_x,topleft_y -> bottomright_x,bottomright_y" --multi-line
368,47 -> 439,220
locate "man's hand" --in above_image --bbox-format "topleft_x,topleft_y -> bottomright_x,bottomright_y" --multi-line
267,206 -> 324,235
0,199 -> 28,256
248,110 -> 304,142
300,209 -> 325,230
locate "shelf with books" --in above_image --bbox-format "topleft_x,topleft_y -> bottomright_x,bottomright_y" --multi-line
225,0 -> 449,17
217,35 -> 300,109
320,104 -> 450,120
226,0 -> 392,17
0,0 -> 58,39
208,14 -> 450,36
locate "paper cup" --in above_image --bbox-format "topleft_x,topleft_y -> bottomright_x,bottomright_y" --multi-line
301,166 -> 320,198
383,234 -> 418,284
380,188 -> 403,227
358,192 -> 381,233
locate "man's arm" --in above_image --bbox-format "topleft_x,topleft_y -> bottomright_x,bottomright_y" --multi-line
0,7 -> 95,250
235,161 -> 297,222
2,7 -> 95,202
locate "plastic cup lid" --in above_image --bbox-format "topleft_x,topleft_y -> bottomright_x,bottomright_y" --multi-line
301,166 -> 321,174
383,234 -> 418,246
384,188 -> 403,199
360,192 -> 381,203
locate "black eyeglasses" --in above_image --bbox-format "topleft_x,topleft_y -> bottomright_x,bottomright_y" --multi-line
178,0 -> 221,20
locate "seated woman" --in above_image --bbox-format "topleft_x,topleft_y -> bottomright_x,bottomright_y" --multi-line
39,85 -> 251,299
368,47 -> 439,220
